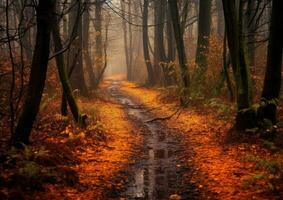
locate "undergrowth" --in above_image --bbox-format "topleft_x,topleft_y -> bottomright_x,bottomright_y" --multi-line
1,145 -> 57,191
243,155 -> 283,194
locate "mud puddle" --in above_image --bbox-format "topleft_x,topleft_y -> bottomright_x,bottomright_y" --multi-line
107,80 -> 198,200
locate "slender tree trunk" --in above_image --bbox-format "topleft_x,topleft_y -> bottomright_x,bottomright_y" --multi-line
216,0 -> 224,39
83,3 -> 96,89
127,0 -> 133,80
68,0 -> 88,96
168,0 -> 190,105
247,0 -> 256,67
180,0 -> 190,35
142,0 -> 155,85
259,0 -> 283,123
166,2 -> 176,85
94,15 -> 110,88
153,0 -> 161,83
52,6 -> 82,123
12,0 -> 55,145
61,10 -> 69,116
14,0 -> 33,61
167,10 -> 176,63
95,1 -> 104,78
222,0 -> 254,130
187,1 -> 195,53
120,0 -> 130,79
223,30 -> 234,101
195,0 -> 212,72
153,0 -> 167,85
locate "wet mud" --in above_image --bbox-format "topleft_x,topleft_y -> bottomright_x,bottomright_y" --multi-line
107,81 -> 199,200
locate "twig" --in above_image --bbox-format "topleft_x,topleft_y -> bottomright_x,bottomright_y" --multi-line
144,105 -> 165,113
145,108 -> 182,123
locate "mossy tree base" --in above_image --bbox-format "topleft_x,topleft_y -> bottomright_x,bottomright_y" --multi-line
235,110 -> 257,131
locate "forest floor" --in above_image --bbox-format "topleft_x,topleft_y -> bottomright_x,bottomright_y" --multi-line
1,78 -> 283,199
117,79 -> 283,200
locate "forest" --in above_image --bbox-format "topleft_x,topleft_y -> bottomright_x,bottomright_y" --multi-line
0,0 -> 283,199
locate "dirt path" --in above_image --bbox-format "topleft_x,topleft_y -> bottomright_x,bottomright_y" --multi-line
115,80 -> 283,200
107,80 -> 199,199
2,79 -> 282,199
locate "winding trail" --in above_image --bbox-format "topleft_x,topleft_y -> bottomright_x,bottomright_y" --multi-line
107,80 -> 199,200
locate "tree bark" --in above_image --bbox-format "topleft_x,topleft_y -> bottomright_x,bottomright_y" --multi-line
167,6 -> 176,63
83,2 -> 96,89
222,0 -> 254,130
165,2 -> 176,85
142,0 -> 155,86
52,5 -> 82,124
120,0 -> 130,80
216,0 -> 224,39
168,0 -> 190,105
259,0 -> 283,123
12,0 -> 55,145
95,1 -> 104,79
195,0 -> 212,72
14,0 -> 33,61
68,0 -> 88,96
127,0 -> 133,80
153,0 -> 167,85
246,0 -> 256,67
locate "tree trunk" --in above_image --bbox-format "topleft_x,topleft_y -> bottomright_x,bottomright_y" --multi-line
52,5 -> 82,124
127,0 -> 133,81
180,0 -> 190,35
68,0 -> 88,96
259,0 -> 283,123
168,0 -> 190,105
14,0 -> 33,61
12,0 -> 55,145
222,0 -> 254,130
142,0 -> 155,86
223,31 -> 234,101
246,0 -> 256,67
95,1 -> 104,79
165,2 -> 176,85
195,0 -> 212,72
83,2 -> 96,89
120,0 -> 130,80
153,0 -> 167,85
167,8 -> 176,63
216,0 -> 224,39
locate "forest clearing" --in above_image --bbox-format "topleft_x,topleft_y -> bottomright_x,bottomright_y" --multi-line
1,0 -> 283,199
